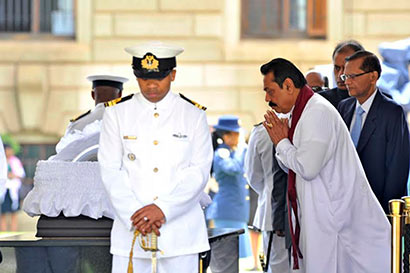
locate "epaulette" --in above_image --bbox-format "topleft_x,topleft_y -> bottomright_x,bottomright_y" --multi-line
179,93 -> 207,111
70,110 -> 91,122
104,94 -> 134,107
254,121 -> 263,127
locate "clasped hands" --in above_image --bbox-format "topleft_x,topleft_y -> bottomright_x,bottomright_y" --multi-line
131,204 -> 165,236
263,110 -> 289,146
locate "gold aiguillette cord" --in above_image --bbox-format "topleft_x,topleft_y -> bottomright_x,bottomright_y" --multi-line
128,230 -> 162,273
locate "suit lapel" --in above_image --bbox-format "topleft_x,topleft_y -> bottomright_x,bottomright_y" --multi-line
341,98 -> 355,127
357,91 -> 381,153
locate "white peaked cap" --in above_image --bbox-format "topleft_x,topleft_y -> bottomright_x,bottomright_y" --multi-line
124,41 -> 184,58
86,75 -> 129,83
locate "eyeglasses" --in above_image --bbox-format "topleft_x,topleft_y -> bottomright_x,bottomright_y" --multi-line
340,71 -> 373,82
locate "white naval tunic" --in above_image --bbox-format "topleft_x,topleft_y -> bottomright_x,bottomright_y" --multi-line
245,124 -> 274,231
98,91 -> 213,258
275,94 -> 390,273
245,124 -> 290,273
56,103 -> 106,153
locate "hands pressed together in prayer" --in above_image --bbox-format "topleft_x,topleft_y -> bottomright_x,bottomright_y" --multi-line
131,204 -> 166,236
263,110 -> 289,146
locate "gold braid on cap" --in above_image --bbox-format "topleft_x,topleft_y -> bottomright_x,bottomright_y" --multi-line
141,54 -> 159,72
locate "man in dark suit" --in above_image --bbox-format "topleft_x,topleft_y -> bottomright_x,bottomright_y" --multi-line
338,50 -> 410,213
319,40 -> 364,108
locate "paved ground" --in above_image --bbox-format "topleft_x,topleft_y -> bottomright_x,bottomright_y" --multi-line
0,211 -> 263,272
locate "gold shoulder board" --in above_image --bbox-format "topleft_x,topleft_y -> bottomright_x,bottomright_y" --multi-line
104,94 -> 134,107
179,93 -> 207,111
70,110 -> 91,122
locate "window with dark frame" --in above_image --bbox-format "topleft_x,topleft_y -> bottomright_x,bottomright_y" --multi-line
241,0 -> 326,39
0,0 -> 74,38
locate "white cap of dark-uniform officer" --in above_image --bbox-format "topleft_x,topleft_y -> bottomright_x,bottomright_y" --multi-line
124,41 -> 184,79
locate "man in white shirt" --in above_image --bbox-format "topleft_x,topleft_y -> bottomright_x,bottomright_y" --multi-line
98,41 -> 213,273
262,57 -> 390,273
245,120 -> 289,273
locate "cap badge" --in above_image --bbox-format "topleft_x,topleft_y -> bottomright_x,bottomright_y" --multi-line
141,53 -> 159,72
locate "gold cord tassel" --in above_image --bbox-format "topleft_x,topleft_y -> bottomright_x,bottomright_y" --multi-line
128,230 -> 140,273
127,230 -> 162,273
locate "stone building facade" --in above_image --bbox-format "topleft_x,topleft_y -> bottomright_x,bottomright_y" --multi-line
0,0 -> 409,144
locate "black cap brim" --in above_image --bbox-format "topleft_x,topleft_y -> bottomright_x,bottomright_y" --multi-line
92,80 -> 124,90
133,69 -> 172,79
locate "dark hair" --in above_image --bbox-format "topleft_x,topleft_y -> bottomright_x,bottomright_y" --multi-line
260,58 -> 307,88
332,40 -> 364,60
323,76 -> 329,88
345,50 -> 382,79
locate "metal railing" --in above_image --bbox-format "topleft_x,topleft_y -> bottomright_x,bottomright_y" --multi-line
389,196 -> 410,273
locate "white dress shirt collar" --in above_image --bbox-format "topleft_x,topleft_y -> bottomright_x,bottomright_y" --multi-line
350,88 -> 378,131
355,88 -> 378,113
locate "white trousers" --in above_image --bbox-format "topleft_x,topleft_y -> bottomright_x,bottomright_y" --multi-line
263,231 -> 290,273
112,254 -> 198,273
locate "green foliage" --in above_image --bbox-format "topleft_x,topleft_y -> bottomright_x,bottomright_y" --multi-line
0,133 -> 21,154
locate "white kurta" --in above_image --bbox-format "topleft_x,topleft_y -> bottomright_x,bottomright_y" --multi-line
245,124 -> 274,231
275,94 -> 390,273
98,91 -> 213,258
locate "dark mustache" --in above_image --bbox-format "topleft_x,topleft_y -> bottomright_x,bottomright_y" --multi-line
268,101 -> 277,107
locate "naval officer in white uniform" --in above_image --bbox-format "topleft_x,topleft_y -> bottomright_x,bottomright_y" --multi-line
245,120 -> 290,273
98,41 -> 213,273
55,75 -> 128,154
